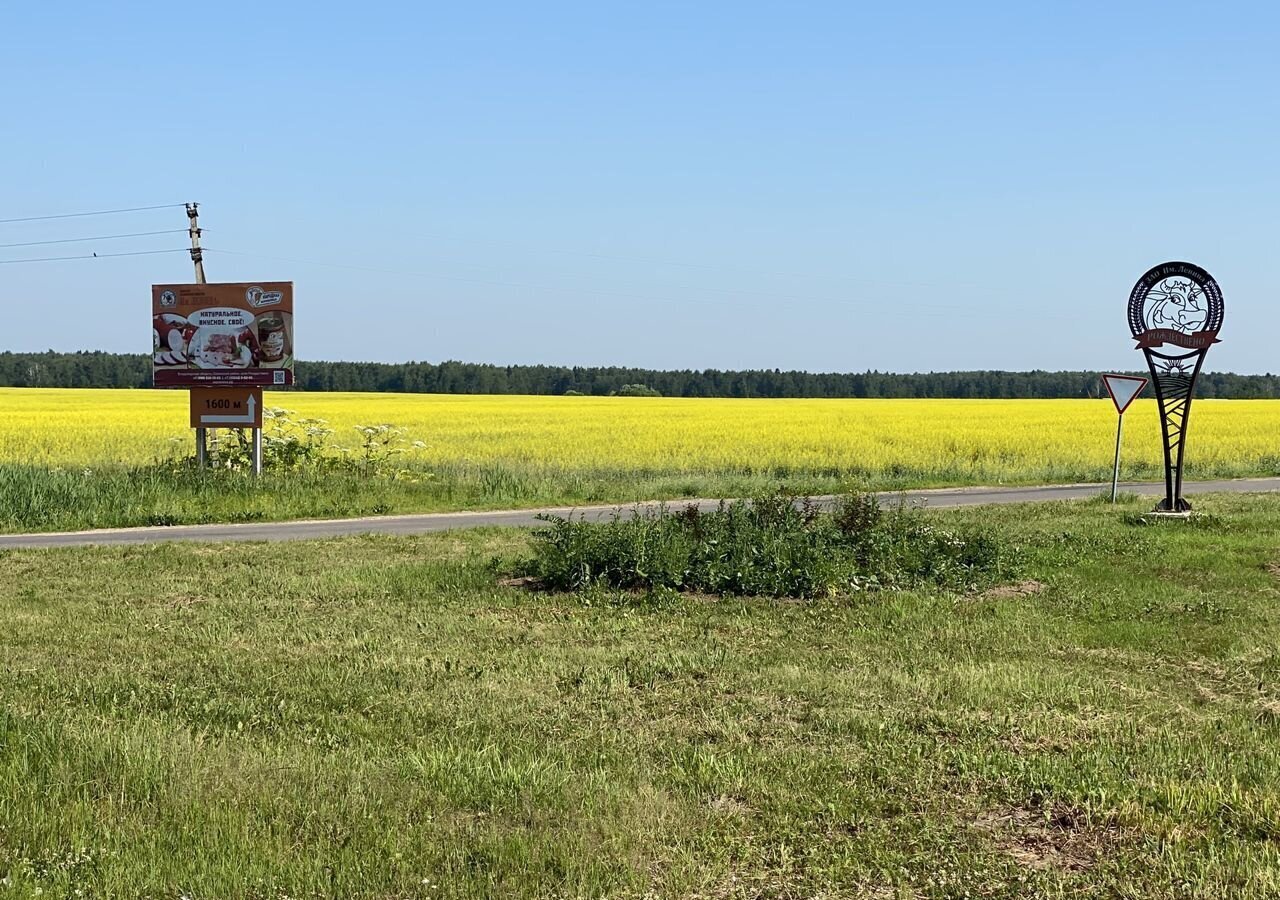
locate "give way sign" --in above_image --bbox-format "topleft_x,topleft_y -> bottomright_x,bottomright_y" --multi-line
1102,374 -> 1148,414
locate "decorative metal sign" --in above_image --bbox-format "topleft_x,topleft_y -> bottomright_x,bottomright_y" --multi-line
1127,262 -> 1224,512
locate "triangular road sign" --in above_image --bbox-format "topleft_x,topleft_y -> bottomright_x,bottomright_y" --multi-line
1102,373 -> 1148,414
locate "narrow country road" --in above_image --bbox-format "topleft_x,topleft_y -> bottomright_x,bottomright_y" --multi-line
1,477 -> 1277,550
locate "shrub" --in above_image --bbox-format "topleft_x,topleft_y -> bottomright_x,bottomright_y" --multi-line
190,408 -> 426,478
525,490 -> 1013,599
214,407 -> 334,472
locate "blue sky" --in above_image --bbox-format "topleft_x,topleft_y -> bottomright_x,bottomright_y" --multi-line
2,1 -> 1277,372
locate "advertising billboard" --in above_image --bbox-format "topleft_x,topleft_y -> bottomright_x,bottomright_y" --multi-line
152,282 -> 294,387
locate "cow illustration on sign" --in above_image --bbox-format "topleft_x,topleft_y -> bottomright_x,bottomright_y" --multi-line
1145,278 -> 1209,334
1127,262 -> 1224,513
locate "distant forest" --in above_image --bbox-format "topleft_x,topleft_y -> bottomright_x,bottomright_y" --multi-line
5,351 -> 1280,399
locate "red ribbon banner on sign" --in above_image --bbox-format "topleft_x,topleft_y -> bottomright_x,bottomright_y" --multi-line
1133,329 -> 1220,350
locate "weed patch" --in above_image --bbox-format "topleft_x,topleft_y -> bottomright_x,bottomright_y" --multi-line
523,491 -> 1015,598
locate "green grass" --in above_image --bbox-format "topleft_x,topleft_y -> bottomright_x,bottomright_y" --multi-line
0,461 -> 876,534
4,494 -> 1280,897
0,453 -> 1269,534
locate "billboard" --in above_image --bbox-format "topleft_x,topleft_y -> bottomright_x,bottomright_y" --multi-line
152,282 -> 293,387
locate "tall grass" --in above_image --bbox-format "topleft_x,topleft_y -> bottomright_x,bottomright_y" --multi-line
0,462 -> 835,533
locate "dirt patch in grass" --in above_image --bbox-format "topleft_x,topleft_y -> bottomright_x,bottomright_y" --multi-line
163,594 -> 210,609
1256,698 -> 1280,723
498,575 -> 544,589
997,728 -> 1075,755
706,794 -> 755,818
979,580 -> 1045,600
120,592 -> 213,610
974,804 -> 1116,872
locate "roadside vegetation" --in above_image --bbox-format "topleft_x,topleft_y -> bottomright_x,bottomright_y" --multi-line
526,491 -> 1013,598
3,494 -> 1280,897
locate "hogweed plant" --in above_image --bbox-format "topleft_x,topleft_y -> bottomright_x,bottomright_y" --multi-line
196,409 -> 427,479
338,424 -> 428,478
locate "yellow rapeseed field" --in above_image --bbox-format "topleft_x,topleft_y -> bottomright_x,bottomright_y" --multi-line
2,388 -> 1278,485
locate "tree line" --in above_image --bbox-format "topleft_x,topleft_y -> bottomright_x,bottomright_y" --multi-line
4,350 -> 1280,399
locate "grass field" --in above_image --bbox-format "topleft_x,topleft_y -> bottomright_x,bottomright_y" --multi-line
1,388 -> 1279,533
3,494 -> 1280,897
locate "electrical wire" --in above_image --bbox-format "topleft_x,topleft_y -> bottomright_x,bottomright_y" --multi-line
0,229 -> 191,250
0,248 -> 189,265
0,203 -> 187,225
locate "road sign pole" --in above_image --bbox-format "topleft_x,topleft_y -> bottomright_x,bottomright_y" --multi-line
252,426 -> 263,476
1101,373 -> 1149,505
1111,413 -> 1124,503
196,426 -> 207,468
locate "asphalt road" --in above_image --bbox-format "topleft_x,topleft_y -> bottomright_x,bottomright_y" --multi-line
1,477 -> 1278,550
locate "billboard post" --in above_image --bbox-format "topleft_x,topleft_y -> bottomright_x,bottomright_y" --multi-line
153,280 -> 293,474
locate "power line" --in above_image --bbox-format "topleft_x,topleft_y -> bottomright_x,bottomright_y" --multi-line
0,203 -> 187,226
0,245 -> 186,263
0,229 -> 191,250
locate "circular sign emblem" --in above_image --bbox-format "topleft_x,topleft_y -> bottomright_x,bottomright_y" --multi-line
1127,261 -> 1223,350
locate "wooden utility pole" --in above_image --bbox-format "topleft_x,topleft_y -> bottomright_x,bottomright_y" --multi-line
182,203 -> 263,474
186,202 -> 206,284
187,202 -> 210,467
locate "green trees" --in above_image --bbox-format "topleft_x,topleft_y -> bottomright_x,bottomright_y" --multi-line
2,351 -> 1279,398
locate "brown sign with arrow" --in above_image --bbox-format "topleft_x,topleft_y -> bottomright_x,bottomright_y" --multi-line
189,387 -> 263,429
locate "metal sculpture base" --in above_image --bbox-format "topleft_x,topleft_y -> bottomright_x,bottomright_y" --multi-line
1143,346 -> 1206,515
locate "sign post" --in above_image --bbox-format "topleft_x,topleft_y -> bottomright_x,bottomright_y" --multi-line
1126,262 -> 1224,513
1101,374 -> 1147,503
153,281 -> 293,474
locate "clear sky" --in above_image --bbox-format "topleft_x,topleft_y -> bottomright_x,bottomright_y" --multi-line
2,1 -> 1277,373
